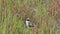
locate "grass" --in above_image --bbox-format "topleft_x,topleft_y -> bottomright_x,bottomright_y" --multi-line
0,0 -> 60,34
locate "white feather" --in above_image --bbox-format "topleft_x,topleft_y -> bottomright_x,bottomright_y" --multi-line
26,20 -> 30,27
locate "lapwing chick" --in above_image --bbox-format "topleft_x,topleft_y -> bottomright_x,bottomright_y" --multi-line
25,18 -> 35,28
26,18 -> 30,27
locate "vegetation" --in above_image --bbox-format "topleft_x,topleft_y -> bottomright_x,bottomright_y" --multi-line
0,0 -> 60,34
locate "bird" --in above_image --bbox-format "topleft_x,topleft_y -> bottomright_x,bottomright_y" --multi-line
25,18 -> 30,27
25,17 -> 35,28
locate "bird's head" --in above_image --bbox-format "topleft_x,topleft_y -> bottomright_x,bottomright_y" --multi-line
26,18 -> 30,21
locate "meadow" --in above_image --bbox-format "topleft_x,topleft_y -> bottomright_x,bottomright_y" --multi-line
0,0 -> 60,34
